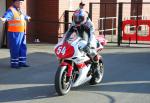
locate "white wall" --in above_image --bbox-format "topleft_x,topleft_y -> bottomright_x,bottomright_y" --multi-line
142,0 -> 150,20
0,0 -> 6,47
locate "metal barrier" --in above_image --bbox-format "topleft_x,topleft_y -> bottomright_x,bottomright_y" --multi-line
89,2 -> 150,46
57,2 -> 150,46
122,20 -> 150,41
98,17 -> 117,42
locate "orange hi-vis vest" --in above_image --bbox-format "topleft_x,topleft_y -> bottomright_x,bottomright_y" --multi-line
8,6 -> 26,32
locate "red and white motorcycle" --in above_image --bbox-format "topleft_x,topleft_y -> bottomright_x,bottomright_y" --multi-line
54,33 -> 107,96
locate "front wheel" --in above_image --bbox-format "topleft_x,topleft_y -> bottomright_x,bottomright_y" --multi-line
55,66 -> 72,96
89,60 -> 104,85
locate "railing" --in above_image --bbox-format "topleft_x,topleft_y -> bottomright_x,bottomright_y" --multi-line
98,16 -> 117,42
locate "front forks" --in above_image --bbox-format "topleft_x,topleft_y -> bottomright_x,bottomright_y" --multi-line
60,60 -> 74,82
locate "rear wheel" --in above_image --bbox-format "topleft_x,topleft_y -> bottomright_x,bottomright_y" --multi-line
89,60 -> 104,85
55,66 -> 72,96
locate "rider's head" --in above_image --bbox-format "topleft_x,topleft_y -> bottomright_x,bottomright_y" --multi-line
73,10 -> 87,26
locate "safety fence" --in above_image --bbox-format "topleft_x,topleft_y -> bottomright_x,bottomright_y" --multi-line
89,2 -> 150,46
98,17 -> 117,42
57,2 -> 150,46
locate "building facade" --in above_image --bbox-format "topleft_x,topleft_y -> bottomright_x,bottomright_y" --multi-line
0,0 -> 149,46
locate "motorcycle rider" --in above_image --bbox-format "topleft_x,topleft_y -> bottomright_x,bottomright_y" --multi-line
64,2 -> 100,77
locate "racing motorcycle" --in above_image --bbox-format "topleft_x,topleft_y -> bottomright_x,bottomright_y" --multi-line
54,32 -> 107,96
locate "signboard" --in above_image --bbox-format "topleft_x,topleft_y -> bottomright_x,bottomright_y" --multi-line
122,20 -> 150,41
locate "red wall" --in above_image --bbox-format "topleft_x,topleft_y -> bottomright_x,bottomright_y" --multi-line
27,0 -> 59,44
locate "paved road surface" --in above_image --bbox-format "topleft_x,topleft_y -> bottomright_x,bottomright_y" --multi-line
0,44 -> 150,103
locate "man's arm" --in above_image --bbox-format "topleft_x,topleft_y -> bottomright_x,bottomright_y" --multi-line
0,17 -> 6,23
87,18 -> 95,33
64,23 -> 75,42
24,15 -> 31,21
84,18 -> 96,47
20,10 -> 31,22
0,9 -> 13,24
2,9 -> 14,22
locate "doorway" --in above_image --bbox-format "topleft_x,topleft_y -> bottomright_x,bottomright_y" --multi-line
131,0 -> 143,17
100,0 -> 117,35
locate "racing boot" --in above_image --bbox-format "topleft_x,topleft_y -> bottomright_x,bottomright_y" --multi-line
83,45 -> 100,78
92,55 -> 100,78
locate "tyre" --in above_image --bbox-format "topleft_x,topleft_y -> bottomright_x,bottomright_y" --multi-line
55,66 -> 72,96
89,60 -> 104,85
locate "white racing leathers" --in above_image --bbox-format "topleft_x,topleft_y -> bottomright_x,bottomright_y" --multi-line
85,18 -> 97,48
65,18 -> 97,47
64,18 -> 99,63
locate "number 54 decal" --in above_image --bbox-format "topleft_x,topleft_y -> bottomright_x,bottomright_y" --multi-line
56,46 -> 66,55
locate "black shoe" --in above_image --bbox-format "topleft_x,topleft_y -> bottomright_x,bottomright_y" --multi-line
20,64 -> 30,67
